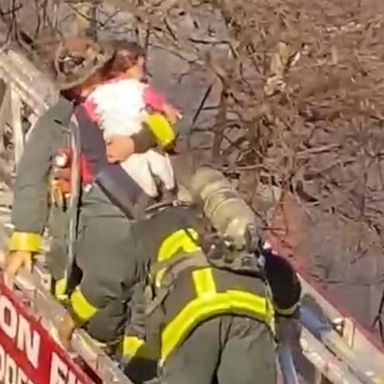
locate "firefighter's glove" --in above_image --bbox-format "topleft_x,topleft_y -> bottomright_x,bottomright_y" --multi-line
57,313 -> 77,350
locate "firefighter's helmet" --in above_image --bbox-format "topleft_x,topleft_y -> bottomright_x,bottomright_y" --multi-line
53,37 -> 114,90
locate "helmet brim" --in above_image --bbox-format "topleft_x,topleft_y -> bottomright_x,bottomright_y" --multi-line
56,46 -> 114,91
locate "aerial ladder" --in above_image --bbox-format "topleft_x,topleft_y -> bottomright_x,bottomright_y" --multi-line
0,45 -> 383,384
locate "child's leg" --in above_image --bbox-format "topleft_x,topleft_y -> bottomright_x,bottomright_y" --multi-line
122,155 -> 158,197
146,151 -> 175,191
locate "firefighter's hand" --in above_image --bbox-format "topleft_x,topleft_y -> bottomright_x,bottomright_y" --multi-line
4,251 -> 33,287
57,314 -> 77,350
105,135 -> 135,163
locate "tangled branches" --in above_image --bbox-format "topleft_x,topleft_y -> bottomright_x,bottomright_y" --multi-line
6,0 -> 384,241
114,1 -> 384,241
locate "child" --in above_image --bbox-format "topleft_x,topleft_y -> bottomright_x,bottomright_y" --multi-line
84,41 -> 181,198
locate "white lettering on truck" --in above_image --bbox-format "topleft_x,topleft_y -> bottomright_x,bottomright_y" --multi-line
0,295 -> 41,369
0,345 -> 35,384
5,353 -> 17,384
49,353 -> 84,384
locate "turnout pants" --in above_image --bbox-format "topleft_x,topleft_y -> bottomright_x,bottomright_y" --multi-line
159,315 -> 277,384
47,206 -> 69,282
74,211 -> 134,343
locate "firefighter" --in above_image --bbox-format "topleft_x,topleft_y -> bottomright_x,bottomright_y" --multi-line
5,36 -> 178,338
59,167 -> 301,384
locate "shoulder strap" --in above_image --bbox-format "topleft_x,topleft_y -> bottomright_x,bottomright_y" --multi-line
149,249 -> 209,291
65,112 -> 82,287
145,250 -> 209,317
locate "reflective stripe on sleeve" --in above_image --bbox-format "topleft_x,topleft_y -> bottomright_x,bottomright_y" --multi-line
69,288 -> 98,323
118,336 -> 158,360
8,232 -> 42,253
274,302 -> 299,316
144,113 -> 176,148
54,277 -> 68,302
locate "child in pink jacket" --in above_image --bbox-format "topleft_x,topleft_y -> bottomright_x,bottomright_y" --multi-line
84,41 -> 180,198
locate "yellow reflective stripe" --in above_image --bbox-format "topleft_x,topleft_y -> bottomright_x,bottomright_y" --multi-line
192,268 -> 216,298
156,228 -> 200,287
275,302 -> 299,316
144,113 -> 176,148
119,336 -> 144,357
158,228 -> 199,261
70,288 -> 98,323
54,278 -> 68,301
160,290 -> 275,365
8,232 -> 42,253
118,336 -> 158,360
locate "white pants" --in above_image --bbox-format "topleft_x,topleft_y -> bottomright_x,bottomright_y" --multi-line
121,150 -> 175,197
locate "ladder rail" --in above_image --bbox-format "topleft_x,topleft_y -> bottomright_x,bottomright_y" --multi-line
299,274 -> 384,381
0,223 -> 132,384
14,267 -> 132,384
300,327 -> 363,384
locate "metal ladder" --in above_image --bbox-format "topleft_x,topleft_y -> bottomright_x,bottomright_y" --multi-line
0,45 -> 384,384
297,274 -> 384,383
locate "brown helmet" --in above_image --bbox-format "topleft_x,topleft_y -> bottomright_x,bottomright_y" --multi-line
53,37 -> 114,90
